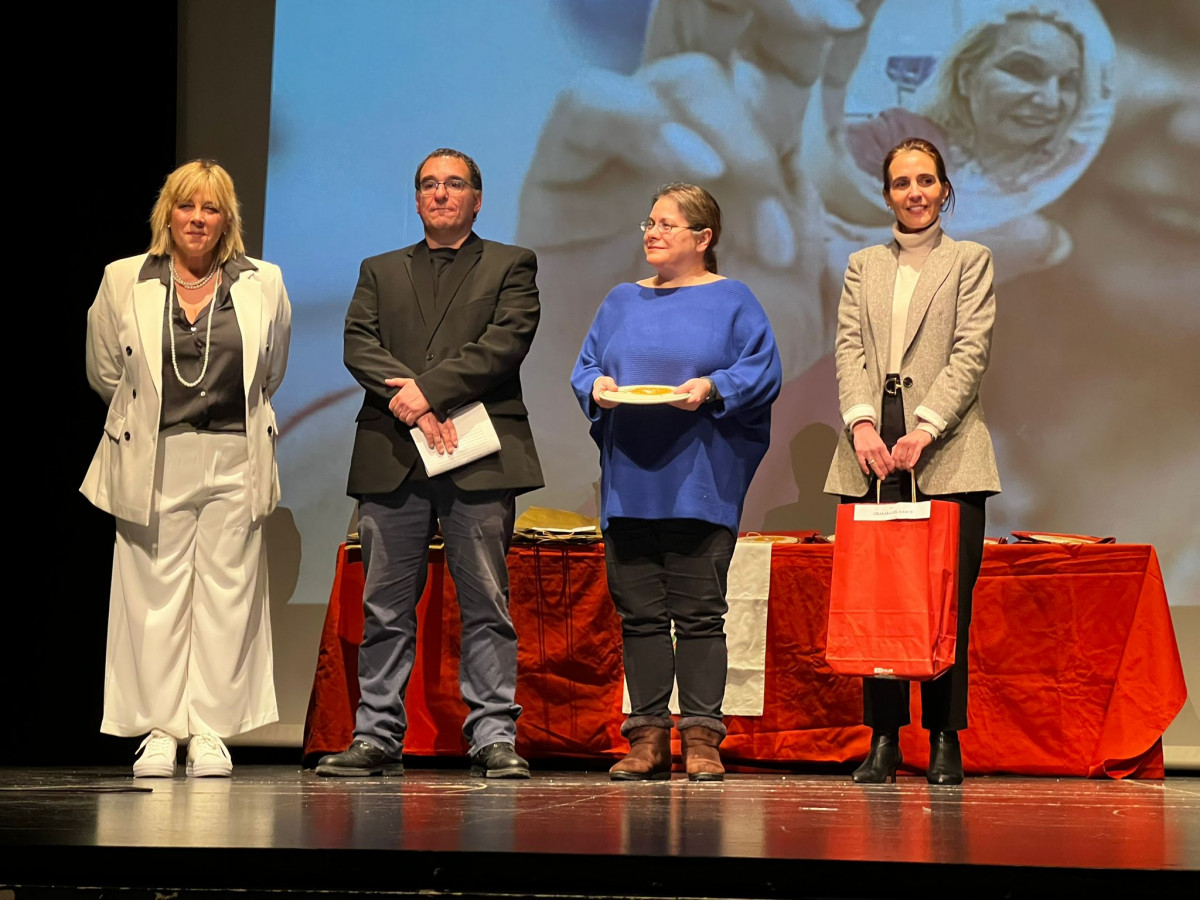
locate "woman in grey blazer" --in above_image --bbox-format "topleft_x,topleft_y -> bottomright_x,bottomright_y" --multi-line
825,138 -> 1000,785
82,161 -> 291,778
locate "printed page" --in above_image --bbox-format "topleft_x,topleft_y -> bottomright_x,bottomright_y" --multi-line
410,401 -> 501,476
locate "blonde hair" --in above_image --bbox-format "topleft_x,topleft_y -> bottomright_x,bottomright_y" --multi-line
924,10 -> 1086,149
148,159 -> 245,263
651,182 -> 722,273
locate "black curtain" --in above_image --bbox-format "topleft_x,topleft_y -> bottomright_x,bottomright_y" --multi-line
3,3 -> 177,764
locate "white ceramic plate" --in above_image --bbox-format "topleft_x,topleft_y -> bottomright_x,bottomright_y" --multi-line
600,384 -> 689,405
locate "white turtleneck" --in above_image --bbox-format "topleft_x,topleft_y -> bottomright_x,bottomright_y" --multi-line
889,221 -> 940,372
843,222 -> 944,440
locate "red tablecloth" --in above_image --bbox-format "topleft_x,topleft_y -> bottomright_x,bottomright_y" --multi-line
303,540 -> 1186,778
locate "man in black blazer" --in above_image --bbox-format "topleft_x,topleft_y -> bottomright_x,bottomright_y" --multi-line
317,149 -> 543,779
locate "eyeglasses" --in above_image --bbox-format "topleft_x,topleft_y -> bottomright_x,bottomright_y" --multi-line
639,218 -> 707,236
418,178 -> 473,195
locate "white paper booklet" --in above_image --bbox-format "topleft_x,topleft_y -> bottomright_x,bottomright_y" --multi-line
410,401 -> 501,476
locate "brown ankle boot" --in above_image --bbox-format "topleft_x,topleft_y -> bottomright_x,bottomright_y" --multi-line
679,726 -> 725,781
609,726 -> 671,781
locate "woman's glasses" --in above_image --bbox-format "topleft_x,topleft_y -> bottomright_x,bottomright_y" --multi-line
639,218 -> 707,236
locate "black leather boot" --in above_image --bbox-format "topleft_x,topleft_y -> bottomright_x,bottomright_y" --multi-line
927,731 -> 963,785
852,731 -> 902,783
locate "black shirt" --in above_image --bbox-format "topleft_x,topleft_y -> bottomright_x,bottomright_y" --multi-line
139,255 -> 256,433
401,244 -> 460,483
429,246 -> 457,291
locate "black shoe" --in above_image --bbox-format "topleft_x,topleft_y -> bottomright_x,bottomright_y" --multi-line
469,742 -> 530,779
927,731 -> 963,785
852,731 -> 902,784
315,740 -> 405,777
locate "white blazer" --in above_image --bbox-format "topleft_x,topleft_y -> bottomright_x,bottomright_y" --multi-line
81,253 -> 291,525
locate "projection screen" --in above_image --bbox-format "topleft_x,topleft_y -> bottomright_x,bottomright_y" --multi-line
184,0 -> 1197,764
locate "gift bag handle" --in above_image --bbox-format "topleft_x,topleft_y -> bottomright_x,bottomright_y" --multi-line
875,470 -> 918,504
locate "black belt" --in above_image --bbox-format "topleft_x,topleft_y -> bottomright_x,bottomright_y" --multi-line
884,374 -> 902,396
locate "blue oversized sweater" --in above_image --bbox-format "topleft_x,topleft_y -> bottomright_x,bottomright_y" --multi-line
570,279 -> 782,532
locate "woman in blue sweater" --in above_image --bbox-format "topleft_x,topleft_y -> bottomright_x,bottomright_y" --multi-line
571,183 -> 782,781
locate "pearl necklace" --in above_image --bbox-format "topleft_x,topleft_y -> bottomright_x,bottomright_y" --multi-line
168,270 -> 220,389
170,254 -> 219,289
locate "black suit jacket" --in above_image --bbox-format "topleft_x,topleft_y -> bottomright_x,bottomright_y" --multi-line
344,233 -> 543,496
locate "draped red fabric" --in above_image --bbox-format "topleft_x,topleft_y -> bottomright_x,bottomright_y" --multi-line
303,540 -> 1185,778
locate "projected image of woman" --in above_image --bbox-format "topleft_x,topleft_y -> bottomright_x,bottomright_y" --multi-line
847,10 -> 1088,192
82,160 -> 291,778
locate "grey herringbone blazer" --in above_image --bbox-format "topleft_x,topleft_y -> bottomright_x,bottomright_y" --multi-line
824,232 -> 1001,498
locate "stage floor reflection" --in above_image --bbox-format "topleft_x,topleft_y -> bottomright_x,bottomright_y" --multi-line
3,766 -> 1196,897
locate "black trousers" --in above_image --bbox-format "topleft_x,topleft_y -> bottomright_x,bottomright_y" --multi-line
603,517 -> 735,723
843,387 -> 986,733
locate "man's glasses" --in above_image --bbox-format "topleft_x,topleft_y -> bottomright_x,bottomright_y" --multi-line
639,218 -> 706,236
418,178 -> 472,195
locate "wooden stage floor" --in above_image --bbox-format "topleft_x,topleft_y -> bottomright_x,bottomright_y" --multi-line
2,764 -> 1197,898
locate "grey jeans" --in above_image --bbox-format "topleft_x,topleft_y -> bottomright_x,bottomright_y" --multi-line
354,481 -> 520,755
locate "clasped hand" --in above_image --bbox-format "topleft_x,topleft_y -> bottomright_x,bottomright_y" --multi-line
385,377 -> 431,424
853,422 -> 932,476
386,377 -> 458,455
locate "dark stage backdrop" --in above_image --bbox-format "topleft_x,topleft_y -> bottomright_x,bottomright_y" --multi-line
12,3 -> 177,764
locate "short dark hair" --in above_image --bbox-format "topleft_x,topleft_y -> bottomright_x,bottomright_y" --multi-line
882,137 -> 956,216
414,148 -> 482,191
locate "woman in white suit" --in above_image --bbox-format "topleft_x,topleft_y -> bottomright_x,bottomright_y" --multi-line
825,138 -> 1000,785
82,160 -> 291,777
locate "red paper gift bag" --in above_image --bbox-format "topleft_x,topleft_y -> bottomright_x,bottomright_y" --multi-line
826,495 -> 960,680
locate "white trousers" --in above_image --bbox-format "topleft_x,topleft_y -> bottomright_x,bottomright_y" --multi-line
101,427 -> 278,739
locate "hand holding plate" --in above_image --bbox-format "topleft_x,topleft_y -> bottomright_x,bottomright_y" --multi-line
668,376 -> 712,412
592,375 -> 620,409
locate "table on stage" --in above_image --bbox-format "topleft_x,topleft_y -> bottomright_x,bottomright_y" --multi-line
303,539 -> 1186,778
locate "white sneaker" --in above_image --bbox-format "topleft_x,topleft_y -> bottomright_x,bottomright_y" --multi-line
133,730 -> 178,778
186,733 -> 233,777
